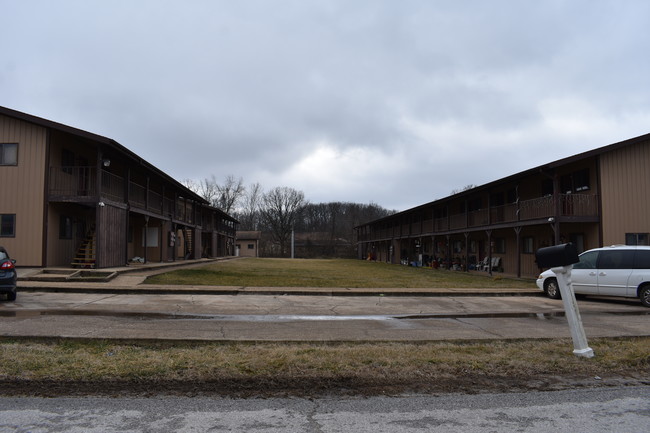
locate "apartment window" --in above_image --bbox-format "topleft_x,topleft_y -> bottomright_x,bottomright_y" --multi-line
0,143 -> 18,165
573,169 -> 590,192
494,238 -> 506,254
561,169 -> 591,194
626,233 -> 649,246
541,179 -> 553,196
62,149 -> 75,174
59,216 -> 73,239
0,214 -> 16,237
522,237 -> 534,254
570,233 -> 585,253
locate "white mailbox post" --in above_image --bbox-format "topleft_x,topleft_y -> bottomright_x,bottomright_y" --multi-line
536,244 -> 594,358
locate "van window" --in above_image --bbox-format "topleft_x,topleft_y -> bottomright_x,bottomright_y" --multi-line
633,250 -> 650,269
574,250 -> 598,269
597,250 -> 635,269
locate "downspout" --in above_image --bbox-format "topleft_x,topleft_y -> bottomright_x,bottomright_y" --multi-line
596,155 -> 603,247
552,173 -> 561,245
42,129 -> 51,267
95,150 -> 103,268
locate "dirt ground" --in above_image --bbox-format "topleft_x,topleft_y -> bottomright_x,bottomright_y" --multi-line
2,372 -> 648,398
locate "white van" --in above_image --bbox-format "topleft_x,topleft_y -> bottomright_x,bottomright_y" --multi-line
536,245 -> 650,307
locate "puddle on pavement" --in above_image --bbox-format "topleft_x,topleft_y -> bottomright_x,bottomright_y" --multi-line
0,309 -> 647,321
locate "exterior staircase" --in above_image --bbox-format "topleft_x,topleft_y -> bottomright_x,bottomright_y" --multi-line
71,231 -> 96,268
184,228 -> 193,259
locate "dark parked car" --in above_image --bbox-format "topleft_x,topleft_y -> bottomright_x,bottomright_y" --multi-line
0,246 -> 17,301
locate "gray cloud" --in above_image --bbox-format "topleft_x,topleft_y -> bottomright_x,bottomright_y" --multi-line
3,0 -> 650,210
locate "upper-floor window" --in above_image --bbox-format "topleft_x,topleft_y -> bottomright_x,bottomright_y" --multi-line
62,149 -> 75,174
0,143 -> 18,165
561,168 -> 590,193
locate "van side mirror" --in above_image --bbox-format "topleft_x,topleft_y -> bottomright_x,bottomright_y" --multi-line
535,243 -> 579,268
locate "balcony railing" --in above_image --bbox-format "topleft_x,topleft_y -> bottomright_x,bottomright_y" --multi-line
48,166 -> 235,229
49,166 -> 97,198
101,170 -> 124,202
358,194 -> 599,242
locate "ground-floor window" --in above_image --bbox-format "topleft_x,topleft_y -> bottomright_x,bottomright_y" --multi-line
59,215 -> 73,239
248,244 -> 255,249
0,214 -> 15,237
522,236 -> 534,254
626,233 -> 649,245
570,233 -> 585,253
494,238 -> 506,254
143,227 -> 159,247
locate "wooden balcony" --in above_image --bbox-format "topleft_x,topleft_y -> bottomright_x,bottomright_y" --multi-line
357,194 -> 599,242
48,166 -> 216,227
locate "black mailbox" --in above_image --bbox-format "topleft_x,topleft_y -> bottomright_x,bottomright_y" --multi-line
535,243 -> 579,268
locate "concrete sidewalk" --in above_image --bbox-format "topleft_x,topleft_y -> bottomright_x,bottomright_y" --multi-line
8,260 -> 647,343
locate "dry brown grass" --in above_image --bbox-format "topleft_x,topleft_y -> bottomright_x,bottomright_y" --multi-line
1,337 -> 648,396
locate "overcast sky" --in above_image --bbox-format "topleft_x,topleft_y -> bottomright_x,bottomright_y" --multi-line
3,0 -> 649,210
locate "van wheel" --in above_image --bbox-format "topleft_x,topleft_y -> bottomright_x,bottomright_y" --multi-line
639,285 -> 650,308
544,278 -> 561,299
7,291 -> 16,302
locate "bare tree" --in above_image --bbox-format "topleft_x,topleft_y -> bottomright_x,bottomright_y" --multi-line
198,175 -> 220,206
180,178 -> 199,194
237,182 -> 263,230
451,184 -> 478,195
260,186 -> 306,256
217,175 -> 245,214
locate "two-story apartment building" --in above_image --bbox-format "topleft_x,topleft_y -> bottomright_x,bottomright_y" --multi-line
0,106 -> 237,268
356,133 -> 650,278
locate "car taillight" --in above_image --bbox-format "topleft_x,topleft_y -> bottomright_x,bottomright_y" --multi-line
0,261 -> 14,270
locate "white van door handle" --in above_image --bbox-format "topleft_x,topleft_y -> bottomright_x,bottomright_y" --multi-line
589,272 -> 597,276
599,272 -> 607,276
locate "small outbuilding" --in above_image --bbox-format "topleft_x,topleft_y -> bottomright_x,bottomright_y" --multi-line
236,231 -> 261,257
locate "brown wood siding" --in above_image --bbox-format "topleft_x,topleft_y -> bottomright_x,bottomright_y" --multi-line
599,139 -> 650,245
97,204 -> 127,267
0,115 -> 47,266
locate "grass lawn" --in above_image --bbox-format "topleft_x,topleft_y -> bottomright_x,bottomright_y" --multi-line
145,258 -> 536,288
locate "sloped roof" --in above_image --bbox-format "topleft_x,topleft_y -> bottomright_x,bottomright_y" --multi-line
357,131 -> 650,227
0,105 -> 208,205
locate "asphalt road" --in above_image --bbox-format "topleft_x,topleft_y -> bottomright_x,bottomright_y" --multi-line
0,291 -> 648,342
1,386 -> 648,432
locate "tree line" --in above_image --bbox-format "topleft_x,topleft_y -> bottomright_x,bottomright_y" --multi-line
182,175 -> 395,258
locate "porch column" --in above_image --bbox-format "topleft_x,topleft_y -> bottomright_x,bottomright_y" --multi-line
193,227 -> 201,259
143,215 -> 149,264
553,174 -> 561,245
464,232 -> 469,272
514,226 -> 522,278
486,229 -> 492,276
95,152 -> 104,267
